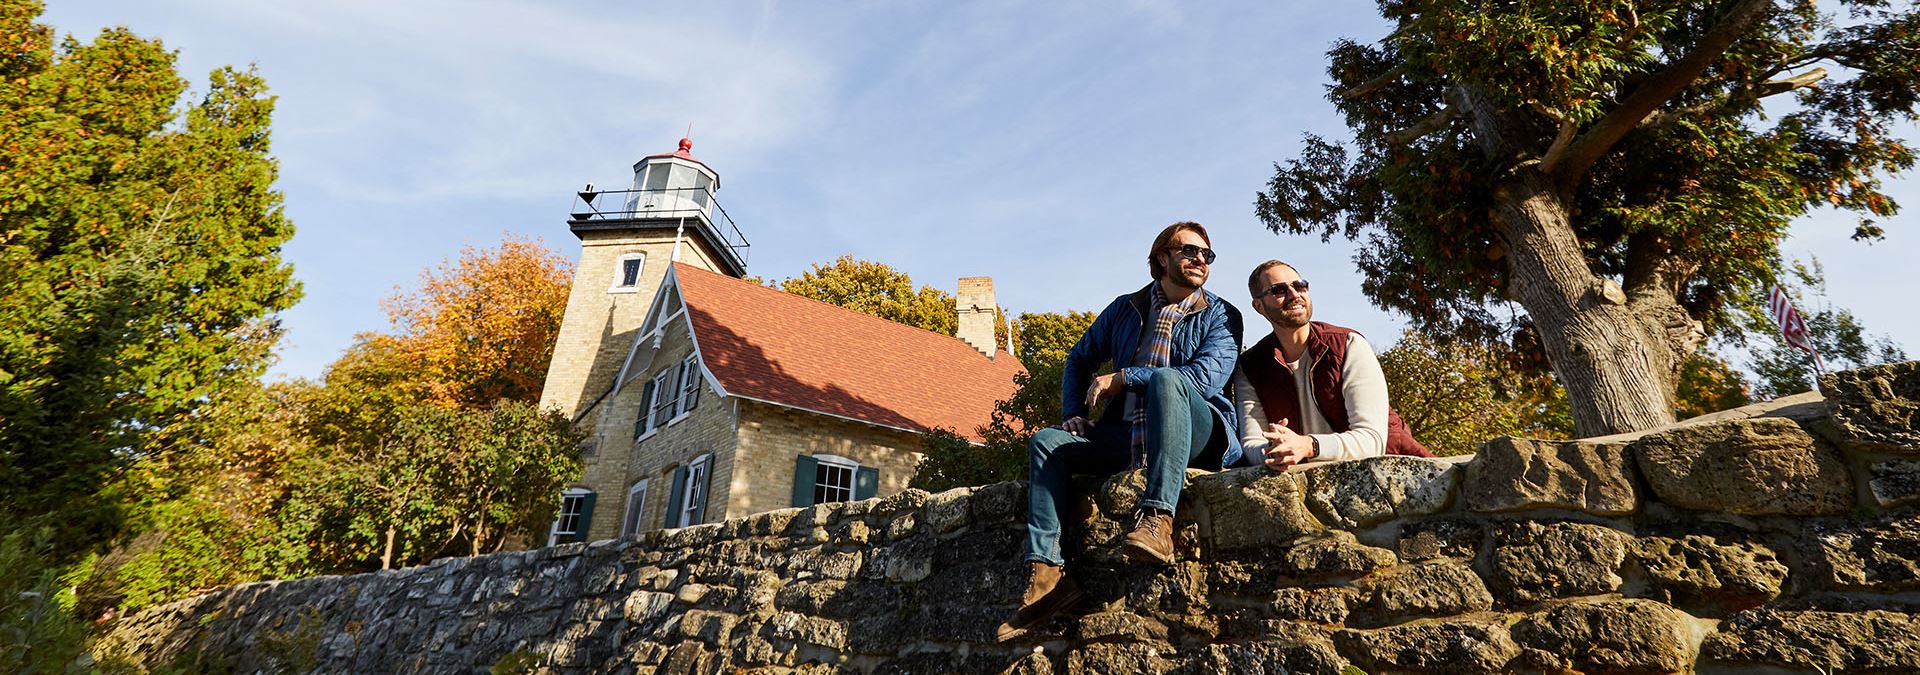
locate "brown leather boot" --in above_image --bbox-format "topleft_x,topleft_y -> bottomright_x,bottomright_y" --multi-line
1123,509 -> 1175,565
994,562 -> 1082,642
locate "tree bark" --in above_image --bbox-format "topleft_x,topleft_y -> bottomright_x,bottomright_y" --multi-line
1458,86 -> 1681,436
381,526 -> 397,571
1489,171 -> 1679,436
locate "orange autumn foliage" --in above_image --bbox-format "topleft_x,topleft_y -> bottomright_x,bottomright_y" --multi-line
382,234 -> 573,408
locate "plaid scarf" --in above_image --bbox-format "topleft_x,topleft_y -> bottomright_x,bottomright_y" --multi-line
1124,283 -> 1204,469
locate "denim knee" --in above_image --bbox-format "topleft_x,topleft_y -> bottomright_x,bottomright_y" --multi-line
1146,367 -> 1187,398
1030,427 -> 1078,457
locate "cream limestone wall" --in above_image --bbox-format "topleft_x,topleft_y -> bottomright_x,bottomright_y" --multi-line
537,228 -> 734,422
729,401 -> 928,518
577,311 -> 739,540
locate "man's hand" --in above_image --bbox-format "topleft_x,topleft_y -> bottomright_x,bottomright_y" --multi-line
1261,419 -> 1317,470
1083,372 -> 1124,411
1060,416 -> 1094,436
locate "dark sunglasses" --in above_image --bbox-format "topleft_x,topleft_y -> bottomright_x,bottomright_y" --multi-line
1163,244 -> 1216,264
1260,280 -> 1311,297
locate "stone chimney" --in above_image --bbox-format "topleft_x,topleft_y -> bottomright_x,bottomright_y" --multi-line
956,276 -> 997,357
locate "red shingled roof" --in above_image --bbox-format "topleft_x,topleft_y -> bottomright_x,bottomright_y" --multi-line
670,263 -> 1024,442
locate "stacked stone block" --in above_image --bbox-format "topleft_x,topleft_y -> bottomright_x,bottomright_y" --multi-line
96,362 -> 1920,673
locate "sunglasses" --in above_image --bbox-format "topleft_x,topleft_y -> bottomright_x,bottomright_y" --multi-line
1260,280 -> 1311,298
1163,244 -> 1216,265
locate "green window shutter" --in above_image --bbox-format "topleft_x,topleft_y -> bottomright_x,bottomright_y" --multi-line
855,466 -> 879,500
792,455 -> 819,507
663,466 -> 688,528
634,379 -> 657,439
691,462 -> 714,524
574,492 -> 597,542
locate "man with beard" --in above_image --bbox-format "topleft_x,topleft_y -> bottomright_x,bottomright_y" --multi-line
996,222 -> 1243,642
1233,260 -> 1432,469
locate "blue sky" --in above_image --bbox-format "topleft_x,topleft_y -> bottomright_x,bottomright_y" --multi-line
42,1 -> 1918,383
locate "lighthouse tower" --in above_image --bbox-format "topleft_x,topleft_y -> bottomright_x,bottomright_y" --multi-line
538,138 -> 750,421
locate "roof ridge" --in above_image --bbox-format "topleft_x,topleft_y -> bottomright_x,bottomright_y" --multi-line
673,262 -> 1012,360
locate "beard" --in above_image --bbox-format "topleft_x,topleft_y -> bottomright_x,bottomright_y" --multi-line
1266,298 -> 1311,328
1165,263 -> 1206,290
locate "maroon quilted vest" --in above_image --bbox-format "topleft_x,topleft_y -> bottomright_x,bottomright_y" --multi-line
1241,322 -> 1434,458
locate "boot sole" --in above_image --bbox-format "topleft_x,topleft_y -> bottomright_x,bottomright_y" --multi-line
994,584 -> 1085,643
1122,539 -> 1175,566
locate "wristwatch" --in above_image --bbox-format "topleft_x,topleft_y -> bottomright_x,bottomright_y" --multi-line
1308,436 -> 1321,460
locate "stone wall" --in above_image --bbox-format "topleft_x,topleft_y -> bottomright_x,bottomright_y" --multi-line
96,362 -> 1920,674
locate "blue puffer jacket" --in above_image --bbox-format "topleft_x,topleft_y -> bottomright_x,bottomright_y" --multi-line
1061,282 -> 1246,467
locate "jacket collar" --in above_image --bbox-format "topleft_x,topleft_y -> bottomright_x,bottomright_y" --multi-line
1129,281 -> 1211,318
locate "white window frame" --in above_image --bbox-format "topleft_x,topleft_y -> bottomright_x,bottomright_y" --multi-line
634,377 -> 660,441
651,368 -> 679,431
679,454 -> 711,527
812,454 -> 860,505
673,356 -> 701,420
621,479 -> 650,537
547,488 -> 593,546
609,253 -> 647,292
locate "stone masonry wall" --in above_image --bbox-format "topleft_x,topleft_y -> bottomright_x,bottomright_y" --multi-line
96,362 -> 1920,674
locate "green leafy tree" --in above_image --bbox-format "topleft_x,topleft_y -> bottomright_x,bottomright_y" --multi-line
1378,331 -> 1573,455
1738,258 -> 1906,399
287,401 -> 582,571
912,311 -> 1094,491
91,381 -> 316,613
777,256 -> 959,336
1260,0 -> 1917,436
0,1 -> 301,561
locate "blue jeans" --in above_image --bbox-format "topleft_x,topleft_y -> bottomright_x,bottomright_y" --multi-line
1023,368 -> 1226,565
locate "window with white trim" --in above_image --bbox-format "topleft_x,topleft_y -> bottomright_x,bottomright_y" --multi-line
650,366 -> 679,430
677,356 -> 701,415
634,377 -> 659,440
680,455 -> 710,527
547,488 -> 594,546
610,253 -> 646,291
621,479 -> 650,537
813,456 -> 857,504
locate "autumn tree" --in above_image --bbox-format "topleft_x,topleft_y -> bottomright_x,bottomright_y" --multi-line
383,234 -> 573,407
776,256 -> 959,336
912,311 -> 1095,491
0,1 -> 300,561
1738,258 -> 1906,399
1260,0 -> 1917,436
1377,331 -> 1574,455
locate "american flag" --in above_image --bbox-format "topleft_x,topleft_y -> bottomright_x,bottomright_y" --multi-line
1767,284 -> 1825,372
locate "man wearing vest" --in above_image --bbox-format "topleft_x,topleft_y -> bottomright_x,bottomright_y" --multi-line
996,222 -> 1244,642
1234,259 -> 1433,467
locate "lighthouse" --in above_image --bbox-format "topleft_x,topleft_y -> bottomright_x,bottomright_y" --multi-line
538,137 -> 750,420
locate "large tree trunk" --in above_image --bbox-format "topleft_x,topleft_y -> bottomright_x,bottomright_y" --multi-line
1492,171 -> 1681,436
1456,86 -> 1694,437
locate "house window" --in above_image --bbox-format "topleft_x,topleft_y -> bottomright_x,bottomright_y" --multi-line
634,377 -> 659,440
651,366 -> 679,429
670,454 -> 710,527
547,488 -> 595,546
610,253 -> 645,291
678,356 -> 701,415
682,457 -> 709,526
791,455 -> 879,507
814,457 -> 857,504
621,479 -> 650,537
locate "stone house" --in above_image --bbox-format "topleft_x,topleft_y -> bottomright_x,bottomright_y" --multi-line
537,139 -> 1023,544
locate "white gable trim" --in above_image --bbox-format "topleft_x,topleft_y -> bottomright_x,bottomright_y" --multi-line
613,266 -> 689,396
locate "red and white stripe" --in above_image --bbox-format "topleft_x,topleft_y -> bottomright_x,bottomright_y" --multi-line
1768,285 -> 1825,375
